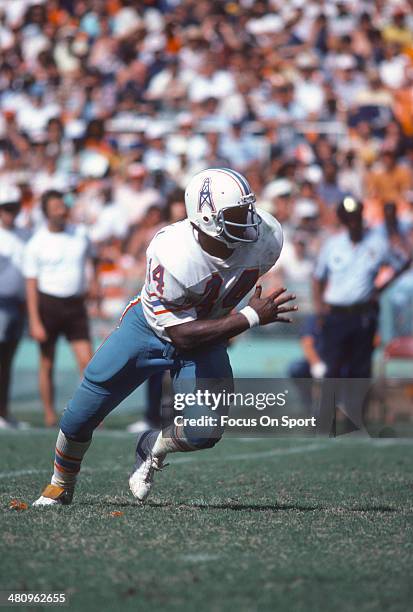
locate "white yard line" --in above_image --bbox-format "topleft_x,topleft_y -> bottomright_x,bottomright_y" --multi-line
180,553 -> 220,563
172,441 -> 329,464
2,427 -> 413,443
0,467 -> 110,480
1,436 -> 411,481
0,442 -> 328,480
0,427 -> 136,439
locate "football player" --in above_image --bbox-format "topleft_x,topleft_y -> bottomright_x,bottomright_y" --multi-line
33,168 -> 297,506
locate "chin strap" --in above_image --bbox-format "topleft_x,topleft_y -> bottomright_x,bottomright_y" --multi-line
191,222 -> 237,251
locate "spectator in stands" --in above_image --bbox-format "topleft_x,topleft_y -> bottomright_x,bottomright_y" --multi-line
165,188 -> 186,224
317,161 -> 346,208
219,121 -> 261,170
23,190 -> 97,427
126,204 -> 165,278
382,7 -> 413,47
337,151 -> 364,201
366,149 -> 413,204
0,185 -> 28,429
116,164 -> 162,226
276,230 -> 314,313
262,178 -> 295,239
294,52 -> 325,118
88,179 -> 128,245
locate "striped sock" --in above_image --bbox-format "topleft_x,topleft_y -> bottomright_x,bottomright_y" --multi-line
50,430 -> 92,499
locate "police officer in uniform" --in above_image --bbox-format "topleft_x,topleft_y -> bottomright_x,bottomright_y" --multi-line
313,196 -> 411,432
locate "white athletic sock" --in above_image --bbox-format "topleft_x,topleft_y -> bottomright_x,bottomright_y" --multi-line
151,425 -> 198,457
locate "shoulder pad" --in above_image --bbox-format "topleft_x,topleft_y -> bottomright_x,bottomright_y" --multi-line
148,221 -> 209,287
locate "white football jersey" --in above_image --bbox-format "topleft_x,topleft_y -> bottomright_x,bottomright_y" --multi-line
139,209 -> 283,341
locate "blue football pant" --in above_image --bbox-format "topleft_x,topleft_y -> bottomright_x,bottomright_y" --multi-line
146,372 -> 163,427
60,302 -> 233,446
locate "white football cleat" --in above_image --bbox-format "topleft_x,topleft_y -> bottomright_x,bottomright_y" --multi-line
32,484 -> 72,507
129,431 -> 167,502
32,496 -> 63,507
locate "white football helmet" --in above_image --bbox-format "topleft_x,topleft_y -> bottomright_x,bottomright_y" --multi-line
184,168 -> 261,246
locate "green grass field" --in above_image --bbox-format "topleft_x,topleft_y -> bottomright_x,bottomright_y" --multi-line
1,428 -> 412,612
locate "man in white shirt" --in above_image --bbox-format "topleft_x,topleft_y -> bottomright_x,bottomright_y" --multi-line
24,190 -> 97,427
0,185 -> 28,429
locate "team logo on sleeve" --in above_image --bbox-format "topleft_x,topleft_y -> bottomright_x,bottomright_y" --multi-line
198,177 -> 216,213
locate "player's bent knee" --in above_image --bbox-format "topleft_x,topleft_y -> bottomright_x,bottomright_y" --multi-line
59,419 -> 93,443
200,435 -> 222,449
185,423 -> 224,450
188,434 -> 222,450
60,403 -> 96,442
59,378 -> 111,442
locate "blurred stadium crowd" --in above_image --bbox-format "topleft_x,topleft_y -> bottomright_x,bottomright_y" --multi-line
1,0 -> 413,427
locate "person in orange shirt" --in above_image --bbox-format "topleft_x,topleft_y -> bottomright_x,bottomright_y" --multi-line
47,0 -> 69,28
393,68 -> 413,137
366,149 -> 412,203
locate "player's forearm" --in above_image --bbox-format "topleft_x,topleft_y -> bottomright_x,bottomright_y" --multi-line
166,286 -> 297,351
166,312 -> 250,351
26,278 -> 41,323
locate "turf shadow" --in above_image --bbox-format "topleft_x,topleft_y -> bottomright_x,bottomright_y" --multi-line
146,501 -> 400,513
79,498 -> 319,511
80,499 -> 400,514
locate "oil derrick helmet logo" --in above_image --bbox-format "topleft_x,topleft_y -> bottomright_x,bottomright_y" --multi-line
198,177 -> 216,214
